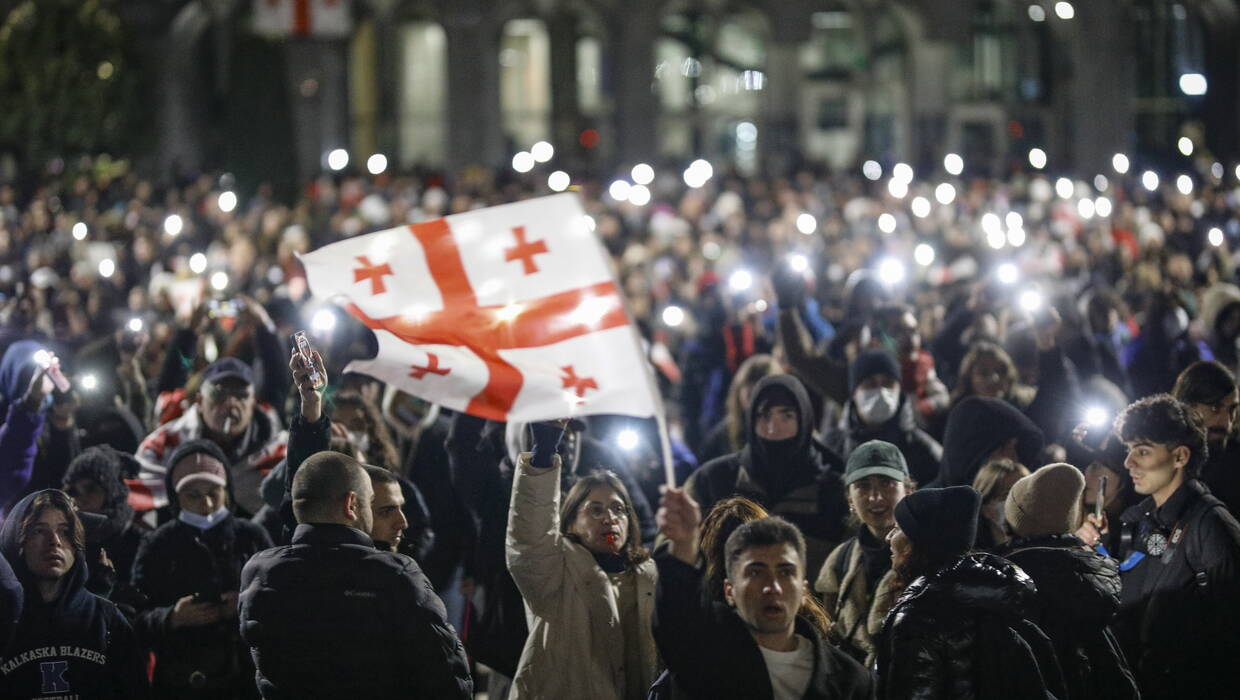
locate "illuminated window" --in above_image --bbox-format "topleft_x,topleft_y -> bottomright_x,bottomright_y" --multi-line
500,19 -> 552,149
398,22 -> 447,166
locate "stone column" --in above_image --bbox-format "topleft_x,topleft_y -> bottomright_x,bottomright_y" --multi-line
284,38 -> 351,183
442,1 -> 504,170
603,0 -> 660,166
546,11 -> 581,167
1067,0 -> 1135,175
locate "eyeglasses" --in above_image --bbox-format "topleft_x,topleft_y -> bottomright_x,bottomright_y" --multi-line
583,503 -> 629,521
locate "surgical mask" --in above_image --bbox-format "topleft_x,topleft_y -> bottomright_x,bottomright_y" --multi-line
855,387 -> 900,425
178,506 -> 230,530
347,430 -> 371,456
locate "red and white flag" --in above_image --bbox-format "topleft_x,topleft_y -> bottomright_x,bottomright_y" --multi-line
252,0 -> 351,38
300,193 -> 659,423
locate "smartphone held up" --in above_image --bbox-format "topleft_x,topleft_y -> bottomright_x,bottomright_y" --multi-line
293,331 -> 325,390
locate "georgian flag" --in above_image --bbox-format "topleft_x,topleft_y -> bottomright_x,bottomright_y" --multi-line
252,0 -> 351,38
300,193 -> 659,422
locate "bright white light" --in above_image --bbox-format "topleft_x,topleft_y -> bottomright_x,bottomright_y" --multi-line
1212,162 -> 1224,180
1029,148 -> 1047,170
1078,198 -> 1096,219
1007,228 -> 1027,247
1112,153 -> 1130,174
164,214 -> 183,236
944,153 -> 964,176
366,153 -> 388,175
688,159 -> 713,183
788,253 -> 809,273
877,258 -> 906,286
662,305 -> 685,327
1094,174 -> 1109,192
628,184 -> 651,206
608,180 -> 632,202
616,429 -> 640,451
1178,137 -> 1194,157
531,141 -> 555,163
32,350 -> 51,368
127,318 -> 143,333
862,160 -> 883,181
1179,73 -> 1208,96
1006,212 -> 1024,230
497,303 -> 523,322
327,148 -> 349,171
571,296 -> 614,325
98,259 -> 115,278
217,191 -> 237,213
1084,406 -> 1108,427
72,222 -> 87,240
512,151 -> 535,173
547,170 -> 570,192
878,213 -> 897,234
911,197 -> 931,218
935,183 -> 956,205
987,229 -> 1007,250
1028,4 -> 1046,21
796,213 -> 817,235
981,213 -> 1002,236
1095,197 -> 1113,217
631,163 -> 654,185
311,309 -> 337,333
210,271 -> 229,291
729,269 -> 753,292
1142,170 -> 1159,192
80,374 -> 98,391
1054,1 -> 1075,20
1019,288 -> 1044,312
887,178 -> 909,199
1235,164 -> 1240,181
1176,174 -> 1193,195
997,262 -> 1020,285
1055,177 -> 1074,199
189,253 -> 207,275
1209,227 -> 1225,247
892,163 -> 914,183
914,243 -> 936,266
754,299 -> 768,312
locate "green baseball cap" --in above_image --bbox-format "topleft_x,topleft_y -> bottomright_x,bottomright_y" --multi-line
844,440 -> 910,485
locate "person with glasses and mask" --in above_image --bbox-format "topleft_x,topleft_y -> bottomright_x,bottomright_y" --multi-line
136,359 -> 288,517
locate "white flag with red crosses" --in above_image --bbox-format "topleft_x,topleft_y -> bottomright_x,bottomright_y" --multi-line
300,193 -> 659,422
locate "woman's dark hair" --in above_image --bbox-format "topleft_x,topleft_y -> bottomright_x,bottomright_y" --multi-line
559,470 -> 649,566
1115,393 -> 1208,478
330,391 -> 401,472
19,490 -> 85,554
893,545 -> 958,588
1172,360 -> 1237,407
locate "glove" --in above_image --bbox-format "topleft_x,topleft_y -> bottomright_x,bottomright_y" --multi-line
529,421 -> 567,468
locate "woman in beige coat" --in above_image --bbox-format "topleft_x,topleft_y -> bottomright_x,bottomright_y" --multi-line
506,425 -> 659,700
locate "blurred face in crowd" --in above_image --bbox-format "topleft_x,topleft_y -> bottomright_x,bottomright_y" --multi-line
891,311 -> 920,357
67,478 -> 107,514
854,373 -> 901,427
848,476 -> 906,537
199,377 -> 255,438
568,486 -> 628,555
177,478 -> 227,517
1190,391 -> 1238,449
370,480 -> 407,549
1123,440 -> 1188,505
23,507 -> 75,582
724,543 -> 803,642
755,401 -> 798,441
969,355 -> 1012,398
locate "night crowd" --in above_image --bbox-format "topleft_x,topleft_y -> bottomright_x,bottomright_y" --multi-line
1,152 -> 1239,700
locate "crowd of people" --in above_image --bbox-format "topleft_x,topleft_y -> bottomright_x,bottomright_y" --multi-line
1,151 -> 1240,699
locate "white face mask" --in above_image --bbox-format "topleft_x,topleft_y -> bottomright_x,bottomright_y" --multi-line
855,387 -> 900,425
178,506 -> 230,530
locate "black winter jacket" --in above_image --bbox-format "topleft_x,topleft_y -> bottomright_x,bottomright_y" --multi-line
934,396 -> 1044,487
996,534 -> 1139,700
1114,479 -> 1240,699
653,555 -> 874,700
0,491 -> 150,700
875,552 -> 1066,700
239,522 -> 472,699
823,394 -> 941,487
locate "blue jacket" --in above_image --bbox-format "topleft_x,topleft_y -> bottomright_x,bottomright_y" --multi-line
0,341 -> 47,516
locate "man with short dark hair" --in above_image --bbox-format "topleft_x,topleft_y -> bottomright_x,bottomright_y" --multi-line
1112,393 -> 1240,699
362,465 -> 409,552
239,353 -> 471,700
1172,360 -> 1240,514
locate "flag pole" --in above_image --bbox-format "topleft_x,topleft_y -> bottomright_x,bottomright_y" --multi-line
624,323 -> 677,489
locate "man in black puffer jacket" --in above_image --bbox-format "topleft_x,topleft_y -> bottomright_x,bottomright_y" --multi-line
997,463 -> 1139,700
933,396 -> 1043,487
876,486 -> 1066,700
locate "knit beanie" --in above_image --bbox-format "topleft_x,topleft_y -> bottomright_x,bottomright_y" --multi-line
894,486 -> 980,557
167,439 -> 230,493
1004,463 -> 1085,539
849,349 -> 901,392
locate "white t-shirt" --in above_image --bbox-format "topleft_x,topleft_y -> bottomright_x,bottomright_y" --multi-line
759,634 -> 814,700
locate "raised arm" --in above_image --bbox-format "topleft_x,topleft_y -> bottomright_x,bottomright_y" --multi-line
505,422 -> 571,615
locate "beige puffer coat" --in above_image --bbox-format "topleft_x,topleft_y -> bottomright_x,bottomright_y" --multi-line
815,534 -> 902,666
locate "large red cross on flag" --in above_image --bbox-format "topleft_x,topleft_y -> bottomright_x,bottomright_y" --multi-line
252,0 -> 351,38
300,193 -> 659,423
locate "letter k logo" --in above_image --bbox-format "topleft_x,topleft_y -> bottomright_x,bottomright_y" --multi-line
40,660 -> 70,693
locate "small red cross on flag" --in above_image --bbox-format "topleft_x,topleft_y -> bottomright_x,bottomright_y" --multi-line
299,193 -> 659,424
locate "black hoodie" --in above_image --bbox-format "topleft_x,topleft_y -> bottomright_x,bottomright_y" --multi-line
0,490 -> 149,699
935,396 -> 1044,487
687,375 -> 848,576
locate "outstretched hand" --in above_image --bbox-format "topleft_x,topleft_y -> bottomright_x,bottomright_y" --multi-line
658,487 -> 702,566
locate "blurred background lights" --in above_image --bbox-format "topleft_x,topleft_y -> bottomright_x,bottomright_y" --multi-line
210,271 -> 229,291
327,148 -> 349,171
911,196 -> 931,218
914,243 -> 936,266
1179,73 -> 1208,96
661,305 -> 685,327
862,160 -> 883,181
1055,177 -> 1074,199
1006,212 -> 1024,230
1019,288 -> 1044,312
877,213 -> 897,234
512,151 -> 535,173
1007,228 -> 1027,247
127,318 -> 143,333
164,214 -> 183,236
981,213 -> 1002,236
1112,153 -> 1130,174
788,253 -> 808,272
1028,4 -> 1046,21
1028,148 -> 1047,169
1078,198 -> 1096,219
887,178 -> 909,199
616,429 -> 640,451
608,179 -> 632,202
1085,406 -> 1108,427
728,269 -> 753,292
1094,174 -> 1109,192
1054,2 -> 1075,20
98,259 -> 115,278
366,153 -> 388,175
683,159 -> 713,188
189,253 -> 207,274
796,213 -> 817,235
877,258 -> 905,285
547,170 -> 570,192
72,222 -> 87,240
987,228 -> 1007,250
217,191 -> 237,213
1095,197 -> 1113,217
1142,170 -> 1160,191
1212,162 -> 1225,179
892,162 -> 914,183
943,153 -> 964,176
631,163 -> 654,185
311,308 -> 337,333
628,184 -> 652,206
530,141 -> 554,163
80,374 -> 98,391
1176,174 -> 1193,195
1209,227 -> 1225,247
935,183 -> 956,205
1178,137 -> 1194,157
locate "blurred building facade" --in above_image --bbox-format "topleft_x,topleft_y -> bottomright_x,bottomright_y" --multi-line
94,0 -> 1240,185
